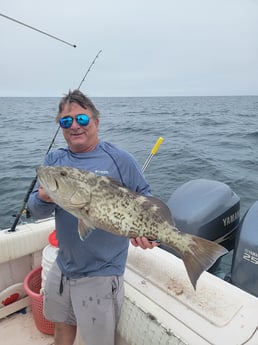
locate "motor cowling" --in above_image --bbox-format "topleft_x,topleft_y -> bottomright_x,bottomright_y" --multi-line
163,179 -> 240,272
230,201 -> 258,297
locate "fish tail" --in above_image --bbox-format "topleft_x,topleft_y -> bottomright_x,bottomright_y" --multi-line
179,235 -> 228,289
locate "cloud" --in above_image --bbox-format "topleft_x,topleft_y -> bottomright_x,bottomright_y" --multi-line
0,0 -> 257,96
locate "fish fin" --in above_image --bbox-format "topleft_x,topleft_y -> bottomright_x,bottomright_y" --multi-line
78,219 -> 95,241
107,176 -> 124,187
180,235 -> 228,289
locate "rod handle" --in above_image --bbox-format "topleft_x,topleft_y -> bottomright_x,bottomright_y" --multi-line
151,137 -> 164,155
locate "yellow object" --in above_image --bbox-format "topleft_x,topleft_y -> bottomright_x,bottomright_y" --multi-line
151,137 -> 164,155
142,137 -> 164,172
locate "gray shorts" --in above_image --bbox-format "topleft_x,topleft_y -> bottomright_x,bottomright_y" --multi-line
43,261 -> 124,345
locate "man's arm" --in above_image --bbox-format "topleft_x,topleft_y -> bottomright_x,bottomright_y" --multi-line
27,184 -> 55,219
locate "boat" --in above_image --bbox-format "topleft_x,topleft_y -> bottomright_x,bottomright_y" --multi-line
1,178 -> 258,345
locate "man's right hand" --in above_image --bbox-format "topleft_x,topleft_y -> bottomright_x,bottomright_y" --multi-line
38,186 -> 53,203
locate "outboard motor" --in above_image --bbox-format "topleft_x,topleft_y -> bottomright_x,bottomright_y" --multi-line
164,179 -> 240,273
231,201 -> 258,297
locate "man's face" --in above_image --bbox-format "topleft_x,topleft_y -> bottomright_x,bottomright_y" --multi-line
59,102 -> 99,153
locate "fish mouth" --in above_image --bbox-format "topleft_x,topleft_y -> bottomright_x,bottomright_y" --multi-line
37,167 -> 59,192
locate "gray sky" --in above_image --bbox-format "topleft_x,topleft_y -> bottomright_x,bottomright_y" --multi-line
1,0 -> 257,97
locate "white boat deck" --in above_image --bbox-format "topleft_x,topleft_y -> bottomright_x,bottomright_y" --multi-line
1,220 -> 258,345
0,307 -> 129,345
0,309 -> 54,345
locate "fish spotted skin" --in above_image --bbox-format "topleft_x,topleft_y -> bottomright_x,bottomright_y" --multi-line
37,166 -> 228,289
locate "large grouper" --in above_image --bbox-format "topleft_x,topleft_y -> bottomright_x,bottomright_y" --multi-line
37,166 -> 228,289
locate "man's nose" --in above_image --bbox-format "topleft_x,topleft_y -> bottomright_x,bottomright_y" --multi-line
70,118 -> 80,128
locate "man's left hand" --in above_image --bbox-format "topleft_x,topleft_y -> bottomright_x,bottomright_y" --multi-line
130,237 -> 160,250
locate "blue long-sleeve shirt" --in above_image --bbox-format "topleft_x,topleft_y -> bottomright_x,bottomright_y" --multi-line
27,140 -> 151,278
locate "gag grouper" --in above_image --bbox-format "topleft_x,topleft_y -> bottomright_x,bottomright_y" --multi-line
37,166 -> 228,289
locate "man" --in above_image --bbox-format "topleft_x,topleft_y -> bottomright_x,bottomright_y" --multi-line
27,89 -> 158,345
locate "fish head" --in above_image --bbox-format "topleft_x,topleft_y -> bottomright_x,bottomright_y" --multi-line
36,166 -> 92,209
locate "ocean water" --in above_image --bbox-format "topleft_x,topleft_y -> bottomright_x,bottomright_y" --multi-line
1,95 -> 258,235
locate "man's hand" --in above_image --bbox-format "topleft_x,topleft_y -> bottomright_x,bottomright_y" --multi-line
38,186 -> 53,203
130,237 -> 160,250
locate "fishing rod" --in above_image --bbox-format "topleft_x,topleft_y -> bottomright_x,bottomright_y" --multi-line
9,50 -> 103,232
78,50 -> 102,89
142,137 -> 164,173
142,137 -> 164,244
0,13 -> 76,48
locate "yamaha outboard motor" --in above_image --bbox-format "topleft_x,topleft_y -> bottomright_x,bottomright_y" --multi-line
164,179 -> 240,273
231,201 -> 258,297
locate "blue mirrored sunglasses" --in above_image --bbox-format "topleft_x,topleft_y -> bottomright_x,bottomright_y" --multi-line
59,114 -> 90,129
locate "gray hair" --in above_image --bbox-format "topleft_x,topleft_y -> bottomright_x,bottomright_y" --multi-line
56,89 -> 100,123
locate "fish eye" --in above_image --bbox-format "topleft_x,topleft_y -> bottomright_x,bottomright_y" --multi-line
60,170 -> 67,177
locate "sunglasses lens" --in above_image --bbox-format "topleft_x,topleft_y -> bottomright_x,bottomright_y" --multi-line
59,116 -> 73,128
76,114 -> 90,126
59,114 -> 90,128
